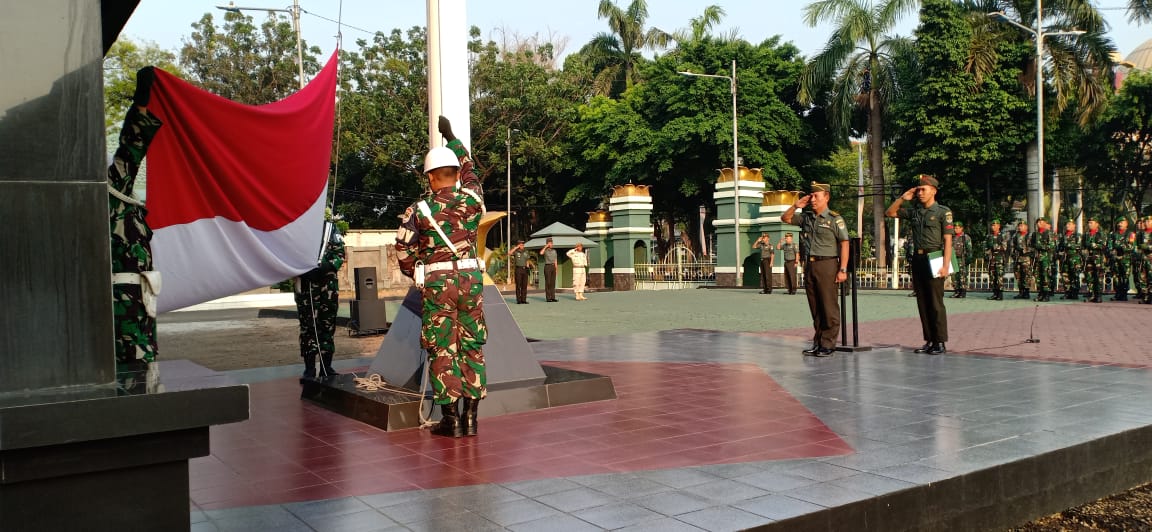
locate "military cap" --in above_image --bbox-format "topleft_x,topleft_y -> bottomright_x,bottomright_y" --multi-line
917,174 -> 939,188
809,181 -> 830,193
761,232 -> 769,236
1088,215 -> 1099,222
955,221 -> 964,228
785,232 -> 793,237
517,239 -> 525,244
990,218 -> 1001,225
1116,216 -> 1128,224
1036,217 -> 1048,223
546,237 -> 554,242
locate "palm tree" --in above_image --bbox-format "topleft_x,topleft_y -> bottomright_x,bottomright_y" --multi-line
1127,0 -> 1152,23
958,0 -> 1115,223
672,5 -> 735,44
582,0 -> 672,96
799,0 -> 919,268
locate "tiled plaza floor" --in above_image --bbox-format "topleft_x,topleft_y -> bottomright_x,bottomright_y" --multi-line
190,298 -> 1152,531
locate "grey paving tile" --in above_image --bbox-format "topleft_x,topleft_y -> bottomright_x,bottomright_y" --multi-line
696,461 -> 767,479
284,496 -> 373,521
190,522 -> 219,532
732,470 -> 822,492
631,490 -> 715,516
636,467 -> 723,488
375,499 -> 463,524
784,461 -> 859,482
616,516 -> 707,532
308,509 -> 402,532
780,481 -> 874,507
591,475 -> 673,498
469,497 -> 560,527
681,478 -> 770,504
826,472 -> 918,496
208,505 -> 313,532
405,509 -> 503,532
676,505 -> 773,531
572,502 -> 664,529
733,493 -> 824,520
872,463 -> 955,484
358,489 -> 438,509
506,513 -> 604,532
441,484 -> 525,508
190,509 -> 208,524
502,477 -> 585,497
535,486 -> 618,512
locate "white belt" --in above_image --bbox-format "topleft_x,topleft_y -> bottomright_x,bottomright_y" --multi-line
112,271 -> 162,317
426,258 -> 484,273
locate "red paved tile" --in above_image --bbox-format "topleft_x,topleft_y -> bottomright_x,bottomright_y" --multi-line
193,361 -> 851,508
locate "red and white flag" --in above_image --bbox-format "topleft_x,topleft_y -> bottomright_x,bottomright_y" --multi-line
146,53 -> 338,312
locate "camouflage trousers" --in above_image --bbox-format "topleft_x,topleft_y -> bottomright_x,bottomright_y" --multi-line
952,261 -> 969,291
1060,255 -> 1082,294
1013,260 -> 1032,292
113,282 -> 156,366
421,269 -> 487,404
1034,256 -> 1055,294
1135,256 -> 1149,295
988,258 -> 1006,292
1084,256 -> 1105,298
1111,259 -> 1131,294
295,276 -> 339,360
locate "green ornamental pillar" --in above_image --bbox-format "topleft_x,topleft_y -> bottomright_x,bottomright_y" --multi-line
607,184 -> 653,291
712,167 -> 765,286
585,210 -> 612,289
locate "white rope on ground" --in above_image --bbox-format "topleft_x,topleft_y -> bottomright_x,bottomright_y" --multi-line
350,367 -> 437,429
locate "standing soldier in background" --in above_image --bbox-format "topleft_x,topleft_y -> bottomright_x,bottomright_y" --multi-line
296,218 -> 346,379
782,182 -> 850,357
1108,217 -> 1136,301
511,240 -> 531,304
886,175 -> 953,355
1010,221 -> 1034,300
753,233 -> 775,294
1083,217 -> 1107,303
1134,219 -> 1148,300
985,219 -> 1009,300
540,238 -> 558,302
395,116 -> 487,438
1139,215 -> 1152,304
778,233 -> 798,295
567,243 -> 589,301
1030,217 -> 1056,302
903,230 -> 917,297
1058,219 -> 1083,300
950,222 -> 972,298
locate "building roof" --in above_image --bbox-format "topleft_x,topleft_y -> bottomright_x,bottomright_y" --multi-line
1125,39 -> 1152,70
529,222 -> 587,238
525,222 -> 598,249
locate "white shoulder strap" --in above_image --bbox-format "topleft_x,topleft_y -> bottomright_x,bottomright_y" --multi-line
417,200 -> 459,256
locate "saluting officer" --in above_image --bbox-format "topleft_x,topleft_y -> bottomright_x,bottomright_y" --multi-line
782,182 -> 850,357
886,174 -> 954,355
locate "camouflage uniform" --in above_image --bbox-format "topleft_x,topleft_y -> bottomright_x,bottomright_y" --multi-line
295,226 -> 346,378
395,139 -> 487,406
109,107 -> 163,369
1083,227 -> 1107,303
1057,228 -> 1083,299
1134,222 -> 1149,299
985,227 -> 1009,300
950,229 -> 972,297
1108,227 -> 1136,301
1030,226 -> 1056,301
1009,228 -> 1034,298
1139,226 -> 1152,304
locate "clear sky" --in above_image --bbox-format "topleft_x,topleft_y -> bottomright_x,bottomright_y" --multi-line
119,1 -> 1152,66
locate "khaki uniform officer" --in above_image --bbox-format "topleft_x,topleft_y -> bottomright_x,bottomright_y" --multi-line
886,174 -> 954,355
782,182 -> 850,357
778,233 -> 798,295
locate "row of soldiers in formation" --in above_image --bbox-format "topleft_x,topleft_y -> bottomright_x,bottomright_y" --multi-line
946,215 -> 1152,304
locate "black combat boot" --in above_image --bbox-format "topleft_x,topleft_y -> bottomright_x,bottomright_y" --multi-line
431,401 -> 463,438
318,352 -> 339,377
950,290 -> 962,298
1013,289 -> 1027,299
989,290 -> 1002,301
301,355 -> 316,379
460,397 -> 479,437
960,289 -> 967,298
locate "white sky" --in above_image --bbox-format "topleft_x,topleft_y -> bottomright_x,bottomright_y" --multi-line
118,0 -> 1152,65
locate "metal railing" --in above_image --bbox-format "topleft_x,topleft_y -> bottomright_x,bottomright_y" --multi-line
854,257 -> 1116,293
635,245 -> 717,289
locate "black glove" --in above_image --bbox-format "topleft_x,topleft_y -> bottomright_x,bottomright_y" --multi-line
438,115 -> 457,142
133,67 -> 155,107
300,268 -> 322,284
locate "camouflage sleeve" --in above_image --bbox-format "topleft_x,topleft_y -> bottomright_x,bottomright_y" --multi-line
109,106 -> 164,192
320,236 -> 345,273
394,205 -> 421,278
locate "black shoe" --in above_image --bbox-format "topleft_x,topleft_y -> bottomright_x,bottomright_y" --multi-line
460,397 -> 479,437
431,402 -> 463,438
301,355 -> 316,379
959,290 -> 967,298
914,342 -> 934,354
802,345 -> 820,355
928,343 -> 947,355
1088,297 -> 1102,303
760,290 -> 768,294
907,292 -> 917,297
814,347 -> 835,357
1140,298 -> 1151,305
989,291 -> 1002,300
950,292 -> 961,298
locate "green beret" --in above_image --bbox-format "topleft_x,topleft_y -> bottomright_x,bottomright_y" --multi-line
1036,217 -> 1048,223
1088,215 -> 1098,222
917,174 -> 939,188
954,221 -> 964,228
1116,216 -> 1128,224
990,219 -> 1001,224
809,181 -> 830,193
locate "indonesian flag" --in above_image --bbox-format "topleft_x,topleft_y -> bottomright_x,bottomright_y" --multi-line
146,53 -> 338,312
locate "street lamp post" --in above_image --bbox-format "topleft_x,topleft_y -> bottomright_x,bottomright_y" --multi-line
679,60 -> 740,283
988,6 -> 1083,226
506,127 -> 519,287
218,0 -> 306,88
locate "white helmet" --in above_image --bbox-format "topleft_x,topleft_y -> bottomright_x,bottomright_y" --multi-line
423,147 -> 459,174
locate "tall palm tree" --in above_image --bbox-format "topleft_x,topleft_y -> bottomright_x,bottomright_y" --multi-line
799,0 -> 919,268
672,5 -> 734,44
1127,0 -> 1152,23
958,0 -> 1115,223
583,0 -> 672,96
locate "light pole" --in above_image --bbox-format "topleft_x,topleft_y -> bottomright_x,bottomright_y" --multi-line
506,127 -> 519,286
679,60 -> 739,282
218,0 -> 306,88
988,7 -> 1083,225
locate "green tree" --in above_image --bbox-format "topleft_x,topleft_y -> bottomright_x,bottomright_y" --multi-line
579,0 -> 672,97
180,11 -> 321,105
890,0 -> 1034,230
798,0 -> 919,267
1083,70 -> 1152,218
103,37 -> 183,131
672,5 -> 731,44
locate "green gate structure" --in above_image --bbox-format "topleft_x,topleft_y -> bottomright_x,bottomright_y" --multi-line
585,210 -> 612,289
603,184 -> 653,291
712,167 -> 765,287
